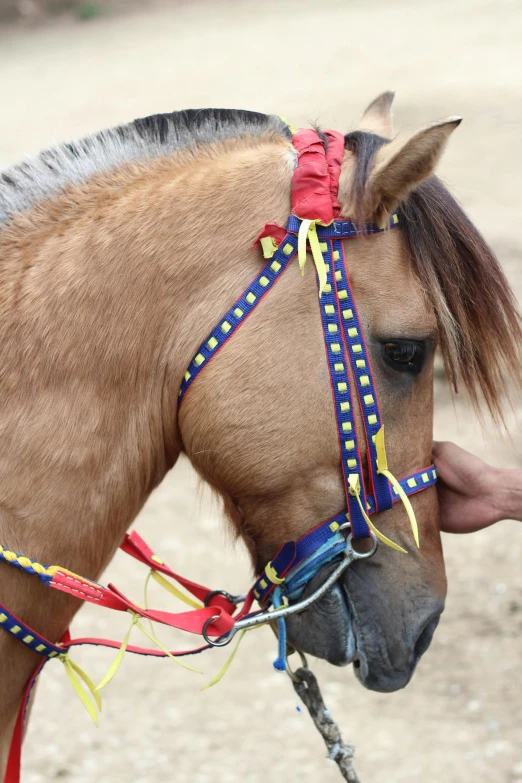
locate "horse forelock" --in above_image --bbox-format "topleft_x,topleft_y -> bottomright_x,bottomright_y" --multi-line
0,108 -> 292,227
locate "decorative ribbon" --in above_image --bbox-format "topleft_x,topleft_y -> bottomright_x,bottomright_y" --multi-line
347,474 -> 407,554
149,569 -> 203,609
60,654 -> 102,725
95,613 -> 141,692
375,426 -> 420,548
95,610 -> 203,695
201,629 -> 249,690
297,219 -> 328,296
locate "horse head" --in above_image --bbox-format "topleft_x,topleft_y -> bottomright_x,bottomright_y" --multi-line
179,95 -> 521,691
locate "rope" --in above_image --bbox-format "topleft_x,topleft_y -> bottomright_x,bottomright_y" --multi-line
271,586 -> 288,671
291,666 -> 362,782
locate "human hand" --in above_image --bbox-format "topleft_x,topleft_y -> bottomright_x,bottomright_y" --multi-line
432,441 -> 521,533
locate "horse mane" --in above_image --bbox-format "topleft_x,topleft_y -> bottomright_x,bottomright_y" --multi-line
344,129 -> 522,419
0,108 -> 291,227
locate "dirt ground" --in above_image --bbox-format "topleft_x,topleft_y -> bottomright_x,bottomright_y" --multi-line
1,0 -> 522,780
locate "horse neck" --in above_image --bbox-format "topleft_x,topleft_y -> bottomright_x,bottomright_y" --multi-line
0,136 -> 293,748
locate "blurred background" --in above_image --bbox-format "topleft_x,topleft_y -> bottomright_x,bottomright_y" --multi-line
1,1 -> 521,781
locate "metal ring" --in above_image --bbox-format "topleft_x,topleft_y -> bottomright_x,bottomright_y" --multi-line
202,615 -> 234,647
203,589 -> 246,608
286,650 -> 309,683
348,530 -> 378,559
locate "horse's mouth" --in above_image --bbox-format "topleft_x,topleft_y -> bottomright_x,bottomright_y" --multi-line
284,560 -> 358,667
283,560 -> 443,693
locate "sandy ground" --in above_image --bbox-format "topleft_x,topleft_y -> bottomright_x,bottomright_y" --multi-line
1,0 -> 522,780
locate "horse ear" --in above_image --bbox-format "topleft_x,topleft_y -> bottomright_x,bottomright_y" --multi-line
360,91 -> 395,138
364,117 -> 462,218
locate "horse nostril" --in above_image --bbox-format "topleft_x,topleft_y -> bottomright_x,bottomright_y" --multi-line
414,615 -> 440,661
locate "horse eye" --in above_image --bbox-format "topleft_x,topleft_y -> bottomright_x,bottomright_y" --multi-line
382,340 -> 426,375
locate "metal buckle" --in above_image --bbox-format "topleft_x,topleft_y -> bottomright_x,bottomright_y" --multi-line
203,589 -> 247,608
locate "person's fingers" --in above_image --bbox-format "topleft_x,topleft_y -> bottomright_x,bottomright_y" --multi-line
432,440 -> 443,455
432,441 -> 459,468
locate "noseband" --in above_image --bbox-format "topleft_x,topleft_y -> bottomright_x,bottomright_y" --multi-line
0,126 -> 438,781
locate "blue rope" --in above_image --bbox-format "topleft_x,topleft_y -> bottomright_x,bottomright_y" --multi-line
272,586 -> 288,671
284,534 -> 346,601
270,533 -> 346,672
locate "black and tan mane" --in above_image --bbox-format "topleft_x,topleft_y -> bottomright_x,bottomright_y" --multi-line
0,108 -> 290,227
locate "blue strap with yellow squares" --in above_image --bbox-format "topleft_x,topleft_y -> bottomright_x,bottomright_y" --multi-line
178,230 -> 298,401
0,605 -> 63,657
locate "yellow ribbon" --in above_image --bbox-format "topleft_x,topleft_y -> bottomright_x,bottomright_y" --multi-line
297,219 -> 328,296
95,612 -> 140,692
142,564 -> 253,690
201,629 -> 249,690
143,566 -> 203,639
133,617 -> 202,674
95,610 -> 202,695
347,474 -> 407,554
278,115 -> 298,136
374,426 -> 420,548
143,568 -> 157,638
60,653 -> 102,725
149,570 -> 203,610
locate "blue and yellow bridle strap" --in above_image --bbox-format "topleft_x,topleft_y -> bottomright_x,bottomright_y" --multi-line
178,210 -> 436,570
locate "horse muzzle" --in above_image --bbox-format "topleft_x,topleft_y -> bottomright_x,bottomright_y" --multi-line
284,557 -> 445,693
284,561 -> 358,667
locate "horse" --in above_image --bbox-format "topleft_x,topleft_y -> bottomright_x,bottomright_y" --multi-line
0,93 -> 520,776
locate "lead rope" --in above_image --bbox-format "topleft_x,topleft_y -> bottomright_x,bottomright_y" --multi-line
290,661 -> 361,782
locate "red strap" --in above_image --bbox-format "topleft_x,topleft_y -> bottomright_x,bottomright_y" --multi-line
66,592 -> 254,655
291,129 -> 344,224
4,659 -> 46,783
106,583 -> 235,636
119,532 -> 235,613
253,223 -> 288,249
48,531 -> 237,622
49,577 -> 236,636
49,573 -> 130,611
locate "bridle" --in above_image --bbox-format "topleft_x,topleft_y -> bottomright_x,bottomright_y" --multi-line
178,129 -> 437,662
0,126 -> 438,782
